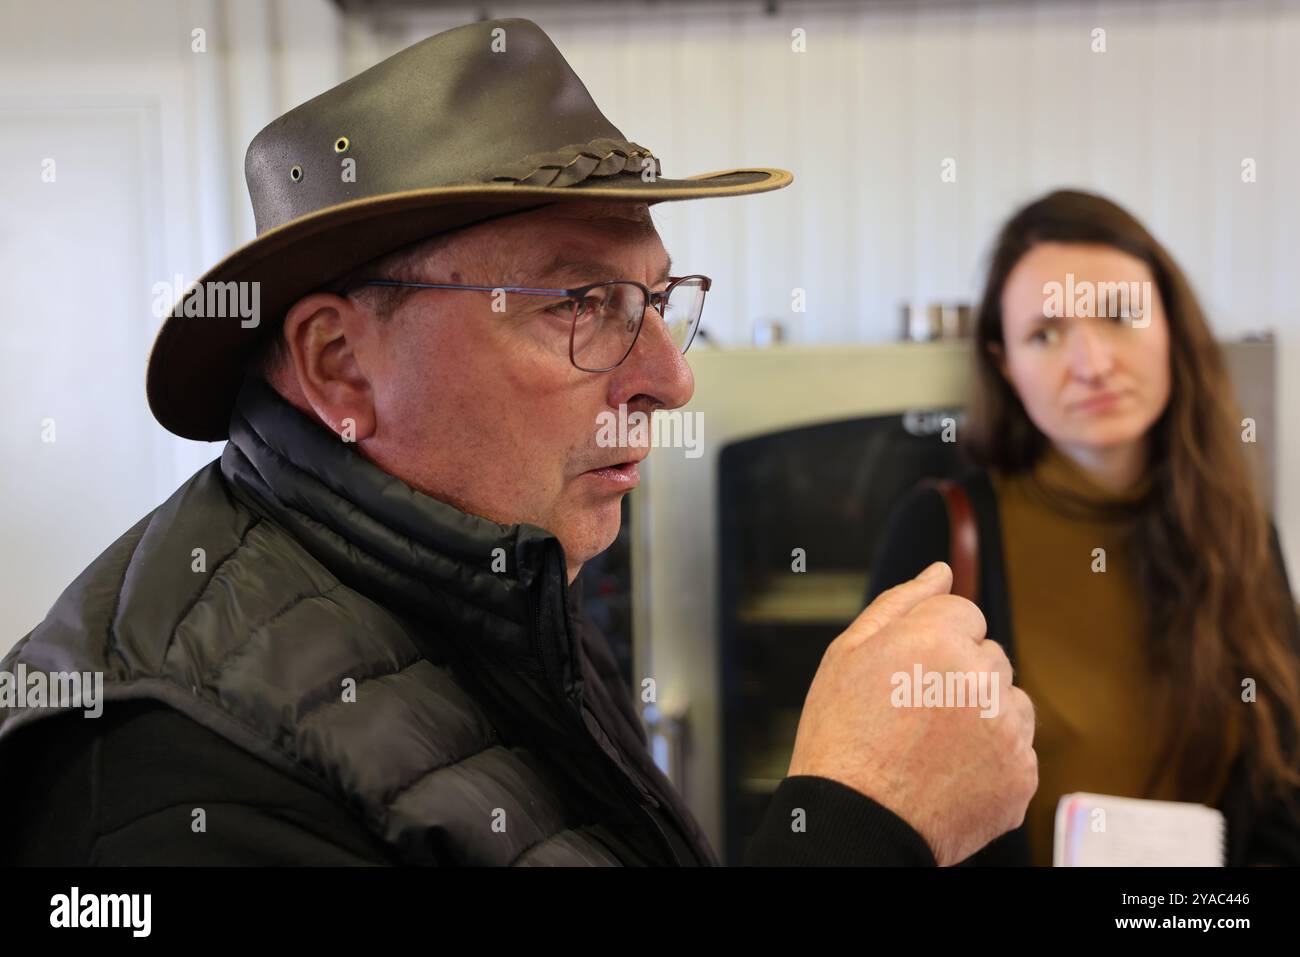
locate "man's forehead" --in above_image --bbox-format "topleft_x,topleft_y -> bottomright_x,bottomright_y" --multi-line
530,251 -> 673,287
481,204 -> 669,285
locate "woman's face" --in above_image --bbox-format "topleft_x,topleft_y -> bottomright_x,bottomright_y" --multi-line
994,242 -> 1172,457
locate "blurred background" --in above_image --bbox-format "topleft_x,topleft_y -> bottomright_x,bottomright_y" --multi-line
2,0 -> 1297,860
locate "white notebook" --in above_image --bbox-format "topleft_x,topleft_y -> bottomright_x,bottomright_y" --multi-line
1053,792 -> 1226,866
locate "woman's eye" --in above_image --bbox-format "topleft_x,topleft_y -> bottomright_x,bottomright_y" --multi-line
1030,326 -> 1061,345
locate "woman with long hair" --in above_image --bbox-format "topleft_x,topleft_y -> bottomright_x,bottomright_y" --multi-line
868,189 -> 1300,865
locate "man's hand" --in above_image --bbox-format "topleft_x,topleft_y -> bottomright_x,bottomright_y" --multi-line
786,562 -> 1037,866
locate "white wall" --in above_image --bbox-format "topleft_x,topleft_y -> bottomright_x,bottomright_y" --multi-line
0,0 -> 349,644
3,0 -> 1298,638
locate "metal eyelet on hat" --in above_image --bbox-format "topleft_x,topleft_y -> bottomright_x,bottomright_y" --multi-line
334,136 -> 350,153
290,164 -> 303,182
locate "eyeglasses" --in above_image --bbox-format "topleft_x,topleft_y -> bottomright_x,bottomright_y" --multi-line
345,275 -> 711,372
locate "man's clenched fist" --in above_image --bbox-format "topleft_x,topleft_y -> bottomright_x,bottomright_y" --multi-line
786,562 -> 1038,866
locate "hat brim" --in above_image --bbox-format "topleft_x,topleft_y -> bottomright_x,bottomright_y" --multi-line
146,167 -> 792,441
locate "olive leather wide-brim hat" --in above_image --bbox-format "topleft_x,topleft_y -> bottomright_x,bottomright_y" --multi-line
146,17 -> 792,441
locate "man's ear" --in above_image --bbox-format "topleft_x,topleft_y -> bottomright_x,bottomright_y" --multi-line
280,292 -> 377,442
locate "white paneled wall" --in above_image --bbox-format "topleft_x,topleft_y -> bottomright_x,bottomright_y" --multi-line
0,0 -> 347,641
2,0 -> 1298,634
376,0 -> 1297,343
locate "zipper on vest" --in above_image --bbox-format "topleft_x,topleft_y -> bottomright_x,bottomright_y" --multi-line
530,548 -> 684,866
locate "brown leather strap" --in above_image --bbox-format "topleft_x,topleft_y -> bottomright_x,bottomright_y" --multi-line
492,137 -> 661,187
921,479 -> 980,602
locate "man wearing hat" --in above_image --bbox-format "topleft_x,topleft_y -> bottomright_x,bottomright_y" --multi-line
0,19 -> 1035,866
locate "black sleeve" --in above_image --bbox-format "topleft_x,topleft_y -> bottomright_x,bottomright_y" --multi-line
743,776 -> 936,866
1242,523 -> 1300,865
0,700 -> 397,866
866,484 -> 951,604
1242,794 -> 1300,865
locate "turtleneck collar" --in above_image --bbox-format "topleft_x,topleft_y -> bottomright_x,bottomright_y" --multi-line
1023,442 -> 1154,519
218,374 -> 577,675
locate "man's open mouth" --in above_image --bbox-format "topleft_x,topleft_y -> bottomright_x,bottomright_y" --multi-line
583,460 -> 642,487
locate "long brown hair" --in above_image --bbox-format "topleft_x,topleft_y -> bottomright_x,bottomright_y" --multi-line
965,189 -> 1300,804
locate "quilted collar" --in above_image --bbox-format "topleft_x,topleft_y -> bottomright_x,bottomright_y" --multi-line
219,374 -> 581,697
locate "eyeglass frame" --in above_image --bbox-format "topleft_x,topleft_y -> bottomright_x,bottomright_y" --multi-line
337,274 -> 712,373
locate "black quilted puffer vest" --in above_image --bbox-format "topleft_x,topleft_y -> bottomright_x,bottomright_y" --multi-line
0,376 -> 717,866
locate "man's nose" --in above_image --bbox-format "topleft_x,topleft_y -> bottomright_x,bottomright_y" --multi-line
610,303 -> 695,410
1068,318 -> 1116,383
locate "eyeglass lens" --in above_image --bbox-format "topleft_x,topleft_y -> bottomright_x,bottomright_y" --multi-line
571,278 -> 708,371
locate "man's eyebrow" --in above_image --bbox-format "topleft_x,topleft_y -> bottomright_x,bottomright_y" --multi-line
531,254 -> 673,288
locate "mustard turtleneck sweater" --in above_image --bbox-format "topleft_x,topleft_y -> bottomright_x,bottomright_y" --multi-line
991,445 -> 1182,865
